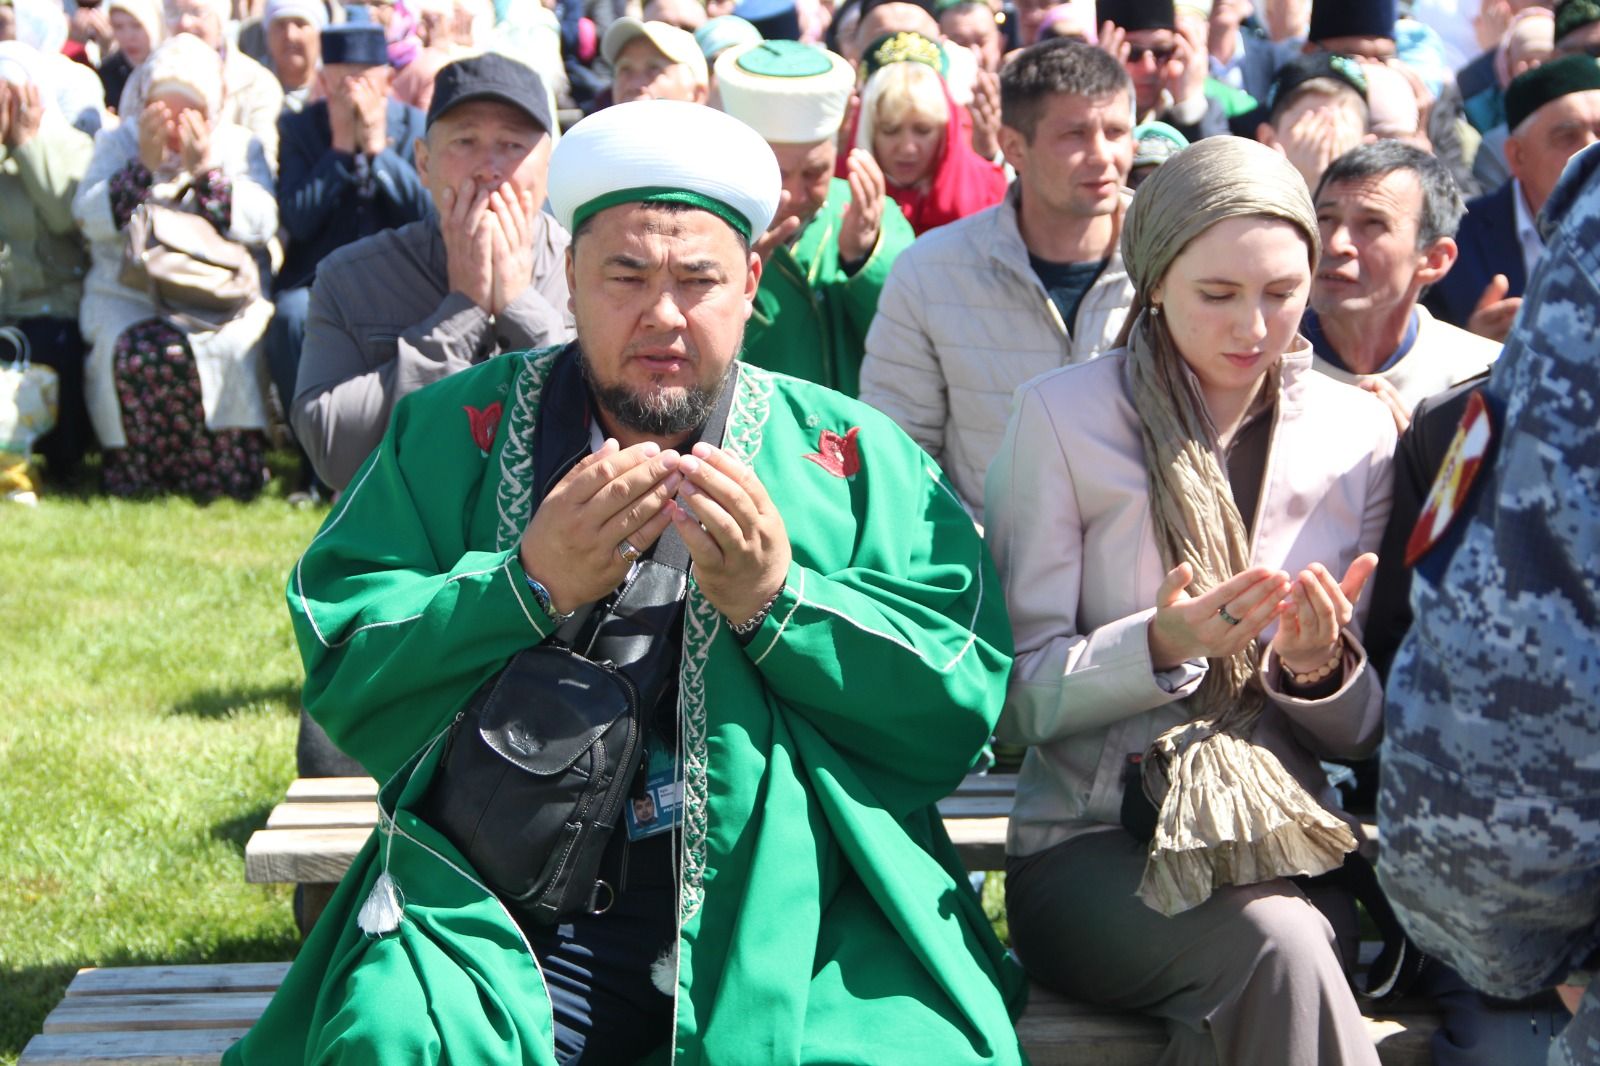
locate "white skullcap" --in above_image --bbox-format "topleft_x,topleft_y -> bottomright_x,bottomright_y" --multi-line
714,39 -> 852,144
142,32 -> 225,116
263,0 -> 328,27
602,18 -> 709,88
548,99 -> 780,238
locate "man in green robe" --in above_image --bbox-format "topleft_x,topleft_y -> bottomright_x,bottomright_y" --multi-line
715,40 -> 914,397
226,99 -> 1024,1065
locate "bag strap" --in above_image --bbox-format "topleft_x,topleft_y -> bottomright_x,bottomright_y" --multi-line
0,326 -> 32,371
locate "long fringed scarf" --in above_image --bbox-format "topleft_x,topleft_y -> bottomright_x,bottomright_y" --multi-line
1119,136 -> 1355,917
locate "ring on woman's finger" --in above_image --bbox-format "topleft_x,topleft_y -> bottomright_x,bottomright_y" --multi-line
617,540 -> 642,564
1218,605 -> 1243,626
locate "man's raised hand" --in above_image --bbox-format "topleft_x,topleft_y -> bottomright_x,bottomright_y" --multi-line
668,443 -> 792,627
519,440 -> 684,617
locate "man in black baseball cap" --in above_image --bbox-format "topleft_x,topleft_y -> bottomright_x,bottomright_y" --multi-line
290,49 -> 573,493
426,50 -> 554,134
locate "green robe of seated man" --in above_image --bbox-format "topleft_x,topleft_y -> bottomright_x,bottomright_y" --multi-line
224,344 -> 1027,1066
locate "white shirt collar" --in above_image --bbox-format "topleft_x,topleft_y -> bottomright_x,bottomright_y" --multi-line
1512,178 -> 1546,280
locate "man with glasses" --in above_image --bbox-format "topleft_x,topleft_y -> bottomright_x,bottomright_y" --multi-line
1098,0 -> 1227,141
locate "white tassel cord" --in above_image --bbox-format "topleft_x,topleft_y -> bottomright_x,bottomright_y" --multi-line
651,941 -> 678,996
357,814 -> 406,936
358,869 -> 405,935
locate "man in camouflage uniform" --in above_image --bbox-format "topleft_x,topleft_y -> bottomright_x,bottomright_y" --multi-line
1379,140 -> 1600,1066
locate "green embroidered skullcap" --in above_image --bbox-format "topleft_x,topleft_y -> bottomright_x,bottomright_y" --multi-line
860,30 -> 949,80
548,99 -> 780,239
1505,54 -> 1600,132
716,40 -> 855,143
1556,0 -> 1600,42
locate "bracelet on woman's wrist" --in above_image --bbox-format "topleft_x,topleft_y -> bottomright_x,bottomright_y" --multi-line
1283,641 -> 1345,688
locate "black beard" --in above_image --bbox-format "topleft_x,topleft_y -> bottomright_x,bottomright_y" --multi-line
579,353 -> 736,438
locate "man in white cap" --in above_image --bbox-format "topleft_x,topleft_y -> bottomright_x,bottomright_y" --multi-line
153,0 -> 283,168
603,16 -> 709,104
716,38 -> 912,395
225,97 -> 1025,1066
261,0 -> 325,111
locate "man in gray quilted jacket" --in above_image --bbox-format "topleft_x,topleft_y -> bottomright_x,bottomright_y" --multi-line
859,39 -> 1136,515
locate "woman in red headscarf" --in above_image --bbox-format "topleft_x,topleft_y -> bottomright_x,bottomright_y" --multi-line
851,31 -> 1006,234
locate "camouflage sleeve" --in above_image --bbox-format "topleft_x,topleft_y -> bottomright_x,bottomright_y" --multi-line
1378,143 -> 1600,1001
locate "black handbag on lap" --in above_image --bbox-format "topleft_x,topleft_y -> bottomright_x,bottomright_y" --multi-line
415,344 -> 730,927
416,534 -> 690,926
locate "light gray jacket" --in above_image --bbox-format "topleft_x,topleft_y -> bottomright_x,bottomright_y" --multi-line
292,215 -> 574,490
986,345 -> 1396,859
859,185 -> 1134,514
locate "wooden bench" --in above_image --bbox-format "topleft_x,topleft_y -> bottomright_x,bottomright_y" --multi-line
244,773 -> 1017,888
19,951 -> 1439,1065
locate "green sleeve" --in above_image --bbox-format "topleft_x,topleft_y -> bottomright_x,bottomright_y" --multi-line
833,205 -> 913,339
741,462 -> 1012,818
12,119 -> 94,236
286,395 -> 553,783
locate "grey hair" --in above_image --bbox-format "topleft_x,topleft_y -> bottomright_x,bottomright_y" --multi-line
1314,139 -> 1467,248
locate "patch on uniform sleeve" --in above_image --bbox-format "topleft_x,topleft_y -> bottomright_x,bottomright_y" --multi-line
1405,390 -> 1494,567
464,402 -> 503,456
804,426 -> 862,478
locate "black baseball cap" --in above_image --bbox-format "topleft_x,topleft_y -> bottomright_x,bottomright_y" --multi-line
426,53 -> 553,134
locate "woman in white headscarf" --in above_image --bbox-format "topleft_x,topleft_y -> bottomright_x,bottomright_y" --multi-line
99,0 -> 165,110
74,33 -> 277,500
987,135 -> 1396,1065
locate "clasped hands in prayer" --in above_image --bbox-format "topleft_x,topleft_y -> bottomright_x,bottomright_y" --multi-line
441,177 -> 538,316
519,439 -> 792,628
1147,555 -> 1379,678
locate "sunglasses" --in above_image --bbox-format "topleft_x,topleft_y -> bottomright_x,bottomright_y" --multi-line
1127,44 -> 1178,63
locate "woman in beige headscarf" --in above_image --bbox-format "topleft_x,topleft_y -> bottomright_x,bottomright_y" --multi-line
986,135 -> 1395,1065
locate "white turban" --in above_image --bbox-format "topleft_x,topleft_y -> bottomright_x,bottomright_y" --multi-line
714,39 -> 853,144
548,99 -> 780,239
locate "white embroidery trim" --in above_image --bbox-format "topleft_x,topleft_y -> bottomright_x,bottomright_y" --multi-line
294,349 -> 557,650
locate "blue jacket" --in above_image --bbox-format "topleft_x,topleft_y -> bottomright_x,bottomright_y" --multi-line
275,98 -> 431,292
1424,179 -> 1525,330
1380,144 -> 1600,1022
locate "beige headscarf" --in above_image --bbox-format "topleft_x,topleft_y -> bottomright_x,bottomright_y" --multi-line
1121,136 -> 1357,917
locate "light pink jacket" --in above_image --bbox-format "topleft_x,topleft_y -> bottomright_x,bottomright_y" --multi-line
985,343 -> 1397,858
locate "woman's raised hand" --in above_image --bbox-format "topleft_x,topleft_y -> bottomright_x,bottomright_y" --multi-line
1147,562 -> 1291,671
138,101 -> 169,172
1269,554 -> 1377,675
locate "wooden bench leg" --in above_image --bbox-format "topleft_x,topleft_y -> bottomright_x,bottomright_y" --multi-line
294,884 -> 339,939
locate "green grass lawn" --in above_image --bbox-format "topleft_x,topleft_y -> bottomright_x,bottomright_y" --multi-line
0,471 -> 326,1064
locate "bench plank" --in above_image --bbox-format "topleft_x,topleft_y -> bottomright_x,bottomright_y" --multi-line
22,957 -> 1438,1066
19,1029 -> 250,1065
284,777 -> 376,803
264,801 -> 378,830
43,995 -> 273,1034
63,965 -> 291,998
244,827 -> 364,885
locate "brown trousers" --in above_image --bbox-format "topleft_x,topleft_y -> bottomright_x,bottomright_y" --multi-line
1007,828 -> 1381,1066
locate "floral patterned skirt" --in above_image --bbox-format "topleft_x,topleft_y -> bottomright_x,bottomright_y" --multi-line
102,318 -> 265,502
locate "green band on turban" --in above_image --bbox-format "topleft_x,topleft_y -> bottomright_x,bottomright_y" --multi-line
572,186 -> 754,239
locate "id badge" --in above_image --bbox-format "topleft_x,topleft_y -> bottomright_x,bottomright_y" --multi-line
624,739 -> 683,842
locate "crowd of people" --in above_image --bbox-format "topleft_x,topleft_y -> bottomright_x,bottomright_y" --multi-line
6,0 -> 1600,1062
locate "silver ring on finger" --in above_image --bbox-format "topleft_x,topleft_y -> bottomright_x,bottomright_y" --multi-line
1218,605 -> 1243,626
617,540 -> 642,564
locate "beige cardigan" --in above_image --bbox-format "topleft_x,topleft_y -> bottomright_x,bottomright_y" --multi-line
985,343 -> 1397,859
